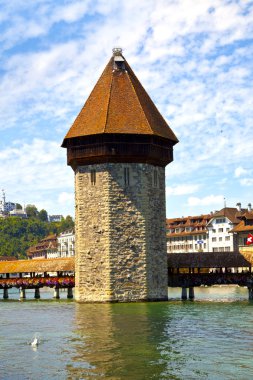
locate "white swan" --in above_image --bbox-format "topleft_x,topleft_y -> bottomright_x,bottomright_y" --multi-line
30,333 -> 41,347
31,337 -> 39,347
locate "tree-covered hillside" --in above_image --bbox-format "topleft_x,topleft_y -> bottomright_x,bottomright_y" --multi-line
0,215 -> 74,259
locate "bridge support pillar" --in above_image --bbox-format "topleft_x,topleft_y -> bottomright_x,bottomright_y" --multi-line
34,288 -> 40,299
248,287 -> 253,300
189,287 -> 195,300
19,288 -> 26,300
67,288 -> 73,299
3,288 -> 8,299
181,287 -> 187,300
53,287 -> 60,299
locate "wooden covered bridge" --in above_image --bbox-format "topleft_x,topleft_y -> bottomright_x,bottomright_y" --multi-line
0,257 -> 75,299
1,248 -> 253,301
168,249 -> 253,299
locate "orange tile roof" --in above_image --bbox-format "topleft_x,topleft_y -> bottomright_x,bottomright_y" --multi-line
240,211 -> 253,220
0,256 -> 16,261
62,51 -> 178,145
230,220 -> 253,233
26,234 -> 58,257
0,257 -> 75,274
210,207 -> 248,224
167,230 -> 208,238
166,215 -> 211,230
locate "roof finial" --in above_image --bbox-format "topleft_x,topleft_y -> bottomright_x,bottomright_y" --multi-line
112,47 -> 123,56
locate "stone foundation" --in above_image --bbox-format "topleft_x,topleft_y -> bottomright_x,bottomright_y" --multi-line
74,163 -> 168,302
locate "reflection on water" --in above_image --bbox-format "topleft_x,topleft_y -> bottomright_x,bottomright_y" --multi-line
0,286 -> 253,379
68,303 -> 174,379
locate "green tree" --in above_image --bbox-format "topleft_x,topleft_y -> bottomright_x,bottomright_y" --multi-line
58,215 -> 75,232
0,210 -> 75,259
38,209 -> 48,222
16,203 -> 22,210
0,217 -> 51,259
26,204 -> 38,218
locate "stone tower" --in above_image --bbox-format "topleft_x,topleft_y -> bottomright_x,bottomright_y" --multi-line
62,48 -> 178,302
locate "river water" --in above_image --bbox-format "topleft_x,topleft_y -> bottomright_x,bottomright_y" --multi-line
1,286 -> 253,380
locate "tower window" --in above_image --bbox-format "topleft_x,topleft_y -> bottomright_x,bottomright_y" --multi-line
153,170 -> 158,187
124,167 -> 130,186
91,170 -> 96,186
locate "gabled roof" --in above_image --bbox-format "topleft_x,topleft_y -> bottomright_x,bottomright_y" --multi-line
239,211 -> 253,220
62,49 -> 178,146
231,221 -> 253,233
26,234 -> 58,256
208,207 -> 248,225
230,211 -> 253,233
166,214 -> 211,236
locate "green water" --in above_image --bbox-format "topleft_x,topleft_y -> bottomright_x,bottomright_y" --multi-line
0,287 -> 253,379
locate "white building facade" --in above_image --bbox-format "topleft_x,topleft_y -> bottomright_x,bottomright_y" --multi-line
206,204 -> 251,252
57,230 -> 75,258
48,215 -> 63,222
166,214 -> 211,253
167,203 -> 252,254
207,216 -> 234,252
27,231 -> 75,259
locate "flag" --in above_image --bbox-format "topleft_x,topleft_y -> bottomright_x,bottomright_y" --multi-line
246,233 -> 253,245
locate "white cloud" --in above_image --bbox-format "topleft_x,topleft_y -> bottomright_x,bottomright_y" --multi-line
0,0 -> 253,218
239,178 -> 253,187
166,184 -> 200,196
51,1 -> 90,24
187,195 -> 224,207
0,1 -> 91,51
58,192 -> 74,204
234,166 -> 248,178
0,139 -> 73,213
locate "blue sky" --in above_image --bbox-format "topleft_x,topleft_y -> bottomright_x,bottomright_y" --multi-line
0,0 -> 252,218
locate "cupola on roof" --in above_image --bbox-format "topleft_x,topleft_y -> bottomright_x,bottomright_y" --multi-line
62,48 -> 178,146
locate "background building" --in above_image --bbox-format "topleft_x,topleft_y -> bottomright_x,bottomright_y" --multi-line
27,231 -> 75,259
167,203 -> 252,254
57,229 -> 75,257
230,205 -> 253,247
0,190 -> 16,215
207,203 -> 250,252
9,208 -> 27,218
48,215 -> 63,222
166,214 -> 211,253
27,234 -> 58,259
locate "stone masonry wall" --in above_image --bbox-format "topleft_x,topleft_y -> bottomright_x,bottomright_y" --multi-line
75,163 -> 168,302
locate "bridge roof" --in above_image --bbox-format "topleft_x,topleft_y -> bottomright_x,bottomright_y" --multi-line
167,252 -> 252,268
0,257 -> 75,274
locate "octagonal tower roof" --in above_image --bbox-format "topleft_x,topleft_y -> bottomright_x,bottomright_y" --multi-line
62,48 -> 178,147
